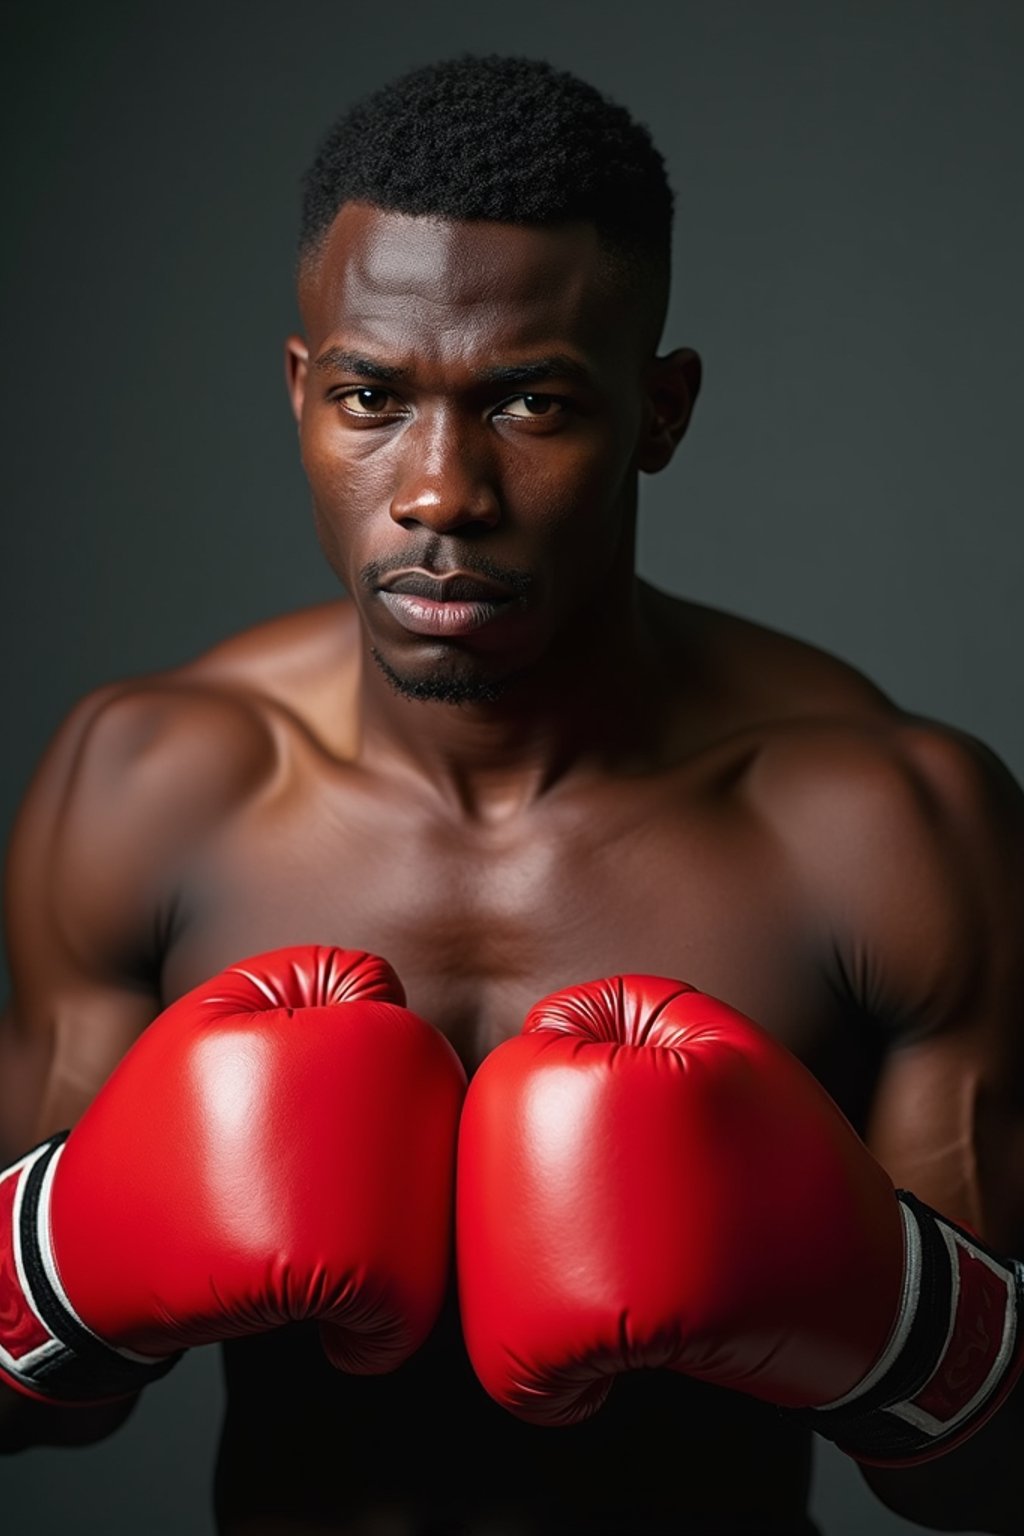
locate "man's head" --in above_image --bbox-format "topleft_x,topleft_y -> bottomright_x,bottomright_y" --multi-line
299,53 -> 675,355
287,54 -> 700,708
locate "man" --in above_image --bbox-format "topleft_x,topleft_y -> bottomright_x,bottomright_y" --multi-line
1,51 -> 1022,1536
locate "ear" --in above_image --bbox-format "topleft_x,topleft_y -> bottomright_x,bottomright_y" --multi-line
284,335 -> 309,425
636,347 -> 702,474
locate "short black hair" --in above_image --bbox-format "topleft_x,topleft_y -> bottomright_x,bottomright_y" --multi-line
298,53 -> 674,348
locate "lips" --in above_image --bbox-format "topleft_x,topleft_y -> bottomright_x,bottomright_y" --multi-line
374,567 -> 523,639
378,571 -> 515,603
377,591 -> 513,638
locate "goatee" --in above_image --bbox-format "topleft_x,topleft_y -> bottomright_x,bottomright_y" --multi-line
369,646 -> 516,707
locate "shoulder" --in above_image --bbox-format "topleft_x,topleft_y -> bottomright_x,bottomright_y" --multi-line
54,672 -> 278,835
22,596 -> 358,896
8,594 -> 356,902
6,682 -> 264,975
4,608 -> 349,979
644,584 -> 899,739
750,709 -> 1022,869
749,712 -> 1024,1036
60,596 -> 357,799
654,584 -> 1017,839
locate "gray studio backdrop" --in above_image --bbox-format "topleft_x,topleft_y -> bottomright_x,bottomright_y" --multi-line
2,2 -> 1021,1532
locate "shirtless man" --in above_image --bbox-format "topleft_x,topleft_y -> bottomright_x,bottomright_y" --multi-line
1,53 -> 1023,1536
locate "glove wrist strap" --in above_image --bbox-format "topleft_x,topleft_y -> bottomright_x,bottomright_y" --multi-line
805,1191 -> 1023,1466
0,1134 -> 181,1405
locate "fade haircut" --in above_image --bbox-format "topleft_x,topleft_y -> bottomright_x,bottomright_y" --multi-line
298,53 -> 675,351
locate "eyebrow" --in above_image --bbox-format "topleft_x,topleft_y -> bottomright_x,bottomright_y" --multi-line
312,347 -> 597,389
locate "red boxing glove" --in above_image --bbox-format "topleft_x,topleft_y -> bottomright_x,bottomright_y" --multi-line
457,975 -> 1023,1465
1,945 -> 466,1405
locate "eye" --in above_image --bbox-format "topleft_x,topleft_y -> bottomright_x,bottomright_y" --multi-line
500,394 -> 566,419
335,387 -> 401,416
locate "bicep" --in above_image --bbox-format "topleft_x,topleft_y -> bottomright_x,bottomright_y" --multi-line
0,984 -> 158,1161
866,1022 -> 1024,1255
0,687 -> 164,1161
850,723 -> 1024,1253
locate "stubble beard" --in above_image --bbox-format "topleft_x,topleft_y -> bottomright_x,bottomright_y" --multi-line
368,644 -> 522,707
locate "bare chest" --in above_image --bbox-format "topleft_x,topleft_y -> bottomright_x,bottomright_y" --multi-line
159,758 -> 878,1127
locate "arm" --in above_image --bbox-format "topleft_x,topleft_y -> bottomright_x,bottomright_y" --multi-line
2,684 -> 467,1449
0,686 -> 181,1447
806,719 -> 1024,1531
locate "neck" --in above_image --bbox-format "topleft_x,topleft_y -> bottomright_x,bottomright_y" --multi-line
353,576 -> 676,824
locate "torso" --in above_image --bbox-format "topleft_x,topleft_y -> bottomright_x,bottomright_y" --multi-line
133,584 -> 906,1534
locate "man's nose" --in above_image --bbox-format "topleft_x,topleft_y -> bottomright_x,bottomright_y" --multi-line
389,415 -> 501,534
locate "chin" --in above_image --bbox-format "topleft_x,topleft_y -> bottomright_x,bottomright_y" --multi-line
368,645 -> 527,706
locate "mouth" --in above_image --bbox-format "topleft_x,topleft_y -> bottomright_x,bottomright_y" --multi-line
377,590 -> 513,638
378,570 -> 516,603
374,568 -> 520,639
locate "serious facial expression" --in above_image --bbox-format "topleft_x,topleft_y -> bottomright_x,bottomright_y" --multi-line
288,203 -> 658,705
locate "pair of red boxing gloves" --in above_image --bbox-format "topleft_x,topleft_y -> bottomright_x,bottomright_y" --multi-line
1,944 -> 1020,1466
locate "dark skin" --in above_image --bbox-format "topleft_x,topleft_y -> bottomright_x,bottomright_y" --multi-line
2,202 -> 1024,1535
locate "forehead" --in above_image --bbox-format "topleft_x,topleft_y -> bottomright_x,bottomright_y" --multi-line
298,202 -> 630,365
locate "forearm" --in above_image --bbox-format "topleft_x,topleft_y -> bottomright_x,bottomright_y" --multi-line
0,1377 -> 139,1451
860,1376 -> 1024,1534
